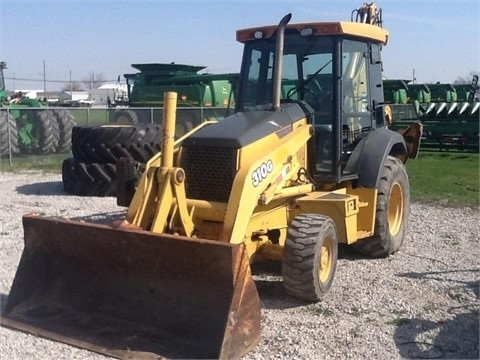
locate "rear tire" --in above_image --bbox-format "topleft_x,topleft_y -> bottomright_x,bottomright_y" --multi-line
282,214 -> 338,301
113,109 -> 139,124
353,156 -> 410,257
33,110 -> 59,154
0,111 -> 20,157
53,109 -> 76,153
71,124 -> 162,164
62,157 -> 117,197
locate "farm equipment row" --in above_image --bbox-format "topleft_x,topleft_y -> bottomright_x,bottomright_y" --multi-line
2,61 -> 476,160
385,76 -> 479,151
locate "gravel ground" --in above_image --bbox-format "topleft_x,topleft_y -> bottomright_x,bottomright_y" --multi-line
0,171 -> 478,359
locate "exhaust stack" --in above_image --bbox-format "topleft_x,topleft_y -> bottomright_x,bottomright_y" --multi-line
272,13 -> 292,111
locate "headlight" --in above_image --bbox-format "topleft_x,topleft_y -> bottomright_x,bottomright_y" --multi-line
254,30 -> 264,39
300,27 -> 314,37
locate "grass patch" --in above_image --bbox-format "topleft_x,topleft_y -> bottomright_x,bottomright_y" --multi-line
306,304 -> 334,317
69,108 -> 113,125
406,151 -> 479,207
388,317 -> 410,326
0,153 -> 68,173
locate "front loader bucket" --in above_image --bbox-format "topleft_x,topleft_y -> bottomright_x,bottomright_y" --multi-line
1,214 -> 261,359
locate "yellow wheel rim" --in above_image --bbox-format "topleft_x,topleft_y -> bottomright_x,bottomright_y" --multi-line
388,182 -> 404,236
319,237 -> 333,283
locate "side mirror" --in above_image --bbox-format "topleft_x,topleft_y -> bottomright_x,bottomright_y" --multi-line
375,104 -> 392,126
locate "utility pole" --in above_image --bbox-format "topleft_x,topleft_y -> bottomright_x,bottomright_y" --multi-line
43,60 -> 46,94
70,70 -> 73,96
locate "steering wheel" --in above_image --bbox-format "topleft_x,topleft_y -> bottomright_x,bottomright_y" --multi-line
287,79 -> 324,111
304,80 -> 325,111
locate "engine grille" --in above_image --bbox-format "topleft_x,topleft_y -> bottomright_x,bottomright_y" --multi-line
181,147 -> 237,203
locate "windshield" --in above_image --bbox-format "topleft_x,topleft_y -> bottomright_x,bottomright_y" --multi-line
237,33 -> 334,114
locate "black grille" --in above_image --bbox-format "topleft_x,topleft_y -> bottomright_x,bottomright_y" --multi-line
181,147 -> 237,203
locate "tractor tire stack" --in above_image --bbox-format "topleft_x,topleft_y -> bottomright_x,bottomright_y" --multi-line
62,124 -> 163,197
0,108 -> 77,157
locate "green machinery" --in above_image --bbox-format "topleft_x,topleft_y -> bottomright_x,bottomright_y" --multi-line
111,63 -> 238,135
112,63 -> 478,150
0,61 -> 76,157
385,76 -> 479,151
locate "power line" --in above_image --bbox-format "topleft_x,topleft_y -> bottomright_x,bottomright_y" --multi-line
4,76 -> 122,84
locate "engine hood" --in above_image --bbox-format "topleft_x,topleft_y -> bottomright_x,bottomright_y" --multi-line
182,102 -> 306,148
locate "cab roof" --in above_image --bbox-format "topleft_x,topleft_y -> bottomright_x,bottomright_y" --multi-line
236,21 -> 389,45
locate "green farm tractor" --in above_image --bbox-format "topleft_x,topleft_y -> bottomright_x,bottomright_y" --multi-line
111,63 -> 238,136
0,61 -> 76,157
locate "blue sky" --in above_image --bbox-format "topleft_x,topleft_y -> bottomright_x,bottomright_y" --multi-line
0,0 -> 478,91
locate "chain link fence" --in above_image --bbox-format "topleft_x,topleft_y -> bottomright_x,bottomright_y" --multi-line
0,106 -> 231,169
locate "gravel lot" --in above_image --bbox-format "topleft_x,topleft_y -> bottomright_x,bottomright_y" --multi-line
0,171 -> 478,359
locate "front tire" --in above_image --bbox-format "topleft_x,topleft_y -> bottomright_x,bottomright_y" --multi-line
53,109 -> 76,153
0,111 -> 20,157
33,110 -> 59,154
282,214 -> 338,301
113,109 -> 139,124
353,156 -> 410,257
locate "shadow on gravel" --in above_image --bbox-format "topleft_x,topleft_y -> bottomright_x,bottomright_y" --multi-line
337,243 -> 368,261
393,310 -> 479,359
16,181 -> 65,196
251,261 -> 311,309
398,269 -> 480,299
394,269 -> 479,359
0,293 -> 7,314
250,246 -> 373,310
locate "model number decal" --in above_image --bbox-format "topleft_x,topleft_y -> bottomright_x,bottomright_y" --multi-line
252,160 -> 273,187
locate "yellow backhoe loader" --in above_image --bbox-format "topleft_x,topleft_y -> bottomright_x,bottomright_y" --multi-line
2,3 -> 422,359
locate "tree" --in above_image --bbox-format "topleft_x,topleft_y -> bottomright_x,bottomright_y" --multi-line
61,81 -> 83,92
82,71 -> 107,90
453,71 -> 479,85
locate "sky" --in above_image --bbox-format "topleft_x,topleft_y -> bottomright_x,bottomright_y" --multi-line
0,0 -> 478,91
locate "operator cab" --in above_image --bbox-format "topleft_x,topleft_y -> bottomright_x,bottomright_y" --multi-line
236,22 -> 388,183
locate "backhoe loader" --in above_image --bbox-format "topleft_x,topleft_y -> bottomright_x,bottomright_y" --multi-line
1,3 -> 422,359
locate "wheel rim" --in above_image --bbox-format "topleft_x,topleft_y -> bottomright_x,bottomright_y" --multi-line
318,237 -> 333,283
388,182 -> 404,236
115,115 -> 131,125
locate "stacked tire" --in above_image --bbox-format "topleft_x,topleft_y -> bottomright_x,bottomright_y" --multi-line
62,124 -> 163,198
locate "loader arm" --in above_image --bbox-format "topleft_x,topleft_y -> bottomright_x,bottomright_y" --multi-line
125,118 -> 218,231
1,93 -> 262,359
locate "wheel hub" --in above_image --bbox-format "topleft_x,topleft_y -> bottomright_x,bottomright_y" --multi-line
388,182 -> 404,236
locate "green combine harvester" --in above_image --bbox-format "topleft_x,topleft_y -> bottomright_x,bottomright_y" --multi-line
111,63 -> 238,136
385,76 -> 479,151
0,61 -> 76,157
